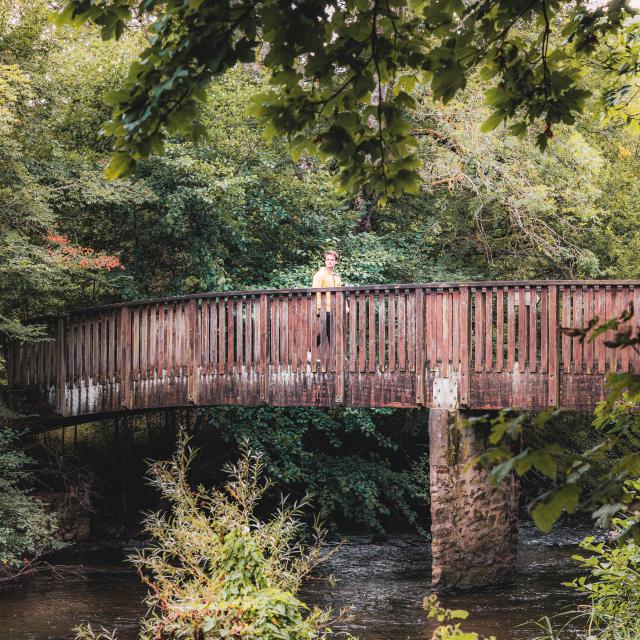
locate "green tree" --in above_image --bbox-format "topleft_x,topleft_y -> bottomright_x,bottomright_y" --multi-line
56,0 -> 640,202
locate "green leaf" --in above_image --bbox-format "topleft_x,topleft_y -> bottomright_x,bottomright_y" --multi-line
105,152 -> 135,180
480,112 -> 504,132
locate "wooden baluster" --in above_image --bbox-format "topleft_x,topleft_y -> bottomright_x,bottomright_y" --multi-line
548,285 -> 559,406
259,294 -> 269,403
427,289 -> 436,372
605,286 -> 615,372
349,292 -> 357,374
496,288 -> 504,373
451,288 -> 460,373
529,287 -> 538,373
358,292 -> 367,373
583,287 -> 593,374
119,307 -> 131,409
459,286 -> 471,406
620,287 -> 630,372
227,298 -> 235,373
518,286 -> 527,372
398,290 -> 407,372
408,290 -> 416,373
415,288 -> 425,405
369,290 -> 377,373
484,287 -> 493,372
573,286 -> 583,373
441,288 -> 450,377
562,286 -> 571,373
507,288 -> 516,371
388,290 -> 396,371
188,299 -> 200,404
335,291 -> 345,403
474,288 -> 484,372
56,317 -> 66,415
596,287 -> 606,374
246,297 -> 254,371
378,291 -> 386,372
540,287 -> 548,374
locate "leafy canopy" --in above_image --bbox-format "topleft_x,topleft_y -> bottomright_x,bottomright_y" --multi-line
56,0 -> 640,203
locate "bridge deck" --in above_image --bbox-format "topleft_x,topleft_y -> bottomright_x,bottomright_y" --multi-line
3,281 -> 639,426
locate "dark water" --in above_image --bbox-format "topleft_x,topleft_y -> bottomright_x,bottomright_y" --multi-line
0,523 -> 593,640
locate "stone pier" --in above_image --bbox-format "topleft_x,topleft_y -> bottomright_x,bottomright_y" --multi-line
428,408 -> 519,592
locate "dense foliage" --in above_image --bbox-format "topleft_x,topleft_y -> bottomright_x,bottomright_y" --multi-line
56,1 -> 640,205
0,429 -> 62,575
568,511 -> 640,640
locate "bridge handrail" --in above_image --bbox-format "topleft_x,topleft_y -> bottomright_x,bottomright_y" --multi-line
20,279 -> 640,324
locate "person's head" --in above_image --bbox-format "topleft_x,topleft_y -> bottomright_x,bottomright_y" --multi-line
324,250 -> 339,270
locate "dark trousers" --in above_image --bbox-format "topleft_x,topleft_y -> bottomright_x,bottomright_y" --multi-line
316,312 -> 331,347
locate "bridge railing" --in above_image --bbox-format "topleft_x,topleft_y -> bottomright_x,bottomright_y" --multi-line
2,281 -> 639,420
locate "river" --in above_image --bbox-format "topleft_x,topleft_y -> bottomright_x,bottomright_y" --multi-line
0,521 -> 593,640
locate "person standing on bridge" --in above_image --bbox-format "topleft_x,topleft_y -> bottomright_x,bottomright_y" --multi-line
313,250 -> 342,348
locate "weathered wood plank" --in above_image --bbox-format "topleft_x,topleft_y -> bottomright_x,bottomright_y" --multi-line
529,288 -> 538,373
474,288 -> 484,372
496,288 -> 504,373
398,290 -> 407,372
561,286 -> 571,374
572,286 -> 583,373
441,289 -> 450,377
378,291 -> 386,372
507,288 -> 516,371
595,287 -> 606,374
408,290 -> 416,373
389,290 -> 396,371
119,307 -> 131,408
548,285 -> 559,407
415,288 -> 425,405
459,286 -> 470,406
259,294 -> 269,402
358,292 -> 367,372
518,287 -> 527,372
540,287 -> 548,374
620,287 -> 630,372
484,288 -> 493,372
426,288 -> 436,370
335,291 -> 345,403
452,288 -> 460,372
606,286 -> 615,372
369,291 -> 377,373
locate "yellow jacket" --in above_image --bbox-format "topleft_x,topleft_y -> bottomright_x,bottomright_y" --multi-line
313,267 -> 342,313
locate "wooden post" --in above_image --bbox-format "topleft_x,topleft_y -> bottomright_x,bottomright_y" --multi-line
459,286 -> 470,406
120,306 -> 132,409
335,291 -> 345,404
415,288 -> 425,405
55,317 -> 66,416
259,294 -> 270,404
188,298 -> 200,405
548,285 -> 560,407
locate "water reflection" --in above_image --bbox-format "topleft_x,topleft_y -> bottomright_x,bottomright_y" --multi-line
0,523 -> 589,640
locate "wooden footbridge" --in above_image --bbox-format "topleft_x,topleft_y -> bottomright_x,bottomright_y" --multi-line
3,280 -> 638,426
4,279 -> 638,592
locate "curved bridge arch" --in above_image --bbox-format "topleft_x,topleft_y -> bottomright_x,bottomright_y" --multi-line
3,280 -> 639,428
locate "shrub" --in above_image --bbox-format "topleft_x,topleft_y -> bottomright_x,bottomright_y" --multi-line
0,428 -> 62,577
568,505 -> 640,640
76,432 -> 334,640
